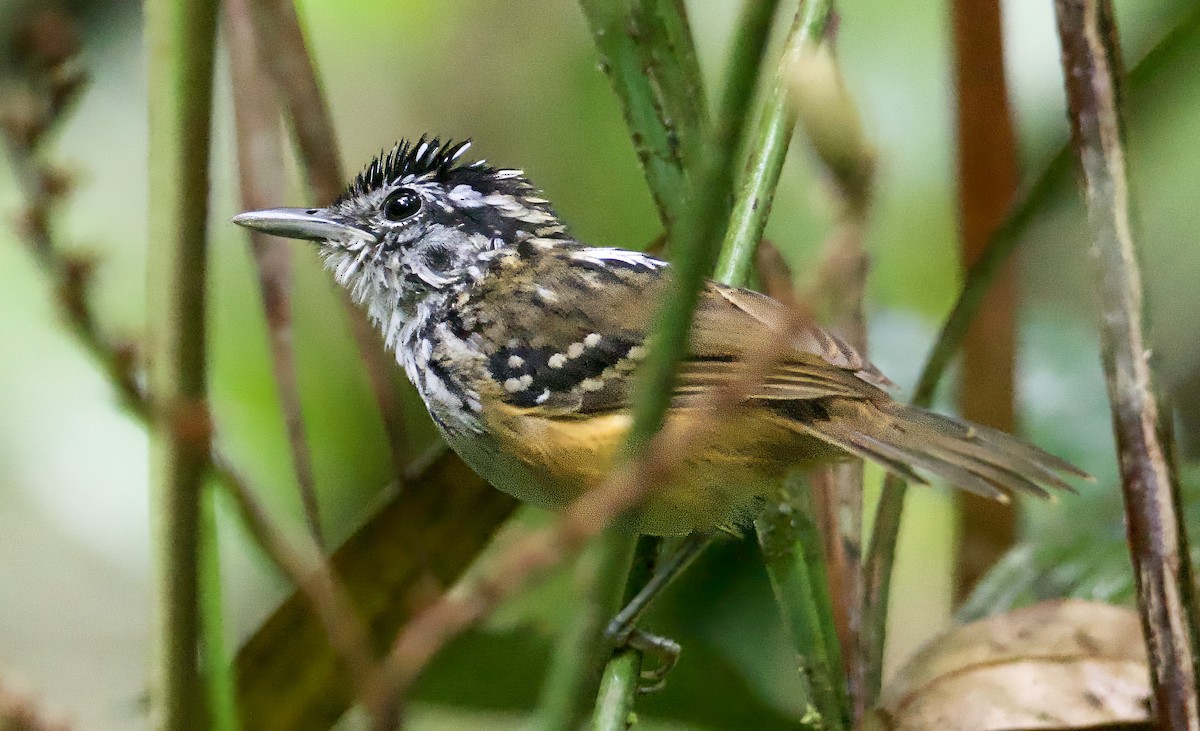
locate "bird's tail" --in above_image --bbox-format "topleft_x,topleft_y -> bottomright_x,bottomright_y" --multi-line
786,399 -> 1088,499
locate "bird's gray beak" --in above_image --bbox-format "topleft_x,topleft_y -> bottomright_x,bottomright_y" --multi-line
231,207 -> 374,243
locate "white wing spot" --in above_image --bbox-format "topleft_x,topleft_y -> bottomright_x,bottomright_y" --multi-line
507,355 -> 525,368
548,353 -> 567,369
567,343 -> 585,359
583,333 -> 602,347
569,248 -> 668,270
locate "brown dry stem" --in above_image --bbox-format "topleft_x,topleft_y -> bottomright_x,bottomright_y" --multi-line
1055,0 -> 1200,727
789,37 -> 877,712
950,0 -> 1020,601
226,0 -> 324,548
245,0 -> 409,479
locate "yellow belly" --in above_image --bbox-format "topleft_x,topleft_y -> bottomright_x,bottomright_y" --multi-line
449,402 -> 828,535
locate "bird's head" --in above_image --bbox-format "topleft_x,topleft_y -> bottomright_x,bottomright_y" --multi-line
233,136 -> 568,316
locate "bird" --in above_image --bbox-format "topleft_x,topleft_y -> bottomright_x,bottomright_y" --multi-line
233,136 -> 1085,540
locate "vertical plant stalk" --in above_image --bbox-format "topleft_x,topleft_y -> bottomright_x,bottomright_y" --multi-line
591,651 -> 640,730
712,7 -> 801,287
227,0 -> 321,543
536,2 -> 712,723
578,0 -> 694,232
532,533 -> 640,731
629,0 -> 709,175
950,0 -> 1020,600
145,0 -> 220,725
589,535 -> 657,731
696,0 -> 857,722
545,0 -> 764,719
199,487 -> 238,731
226,0 -> 324,547
756,479 -> 843,726
789,31 -> 878,711
1055,0 -> 1200,726
245,0 -> 409,480
588,0 -> 782,722
857,145 -> 1072,708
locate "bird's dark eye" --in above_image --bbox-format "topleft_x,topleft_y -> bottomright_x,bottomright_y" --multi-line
382,188 -> 422,221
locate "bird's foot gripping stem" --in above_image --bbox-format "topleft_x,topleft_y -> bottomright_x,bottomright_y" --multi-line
604,622 -> 681,694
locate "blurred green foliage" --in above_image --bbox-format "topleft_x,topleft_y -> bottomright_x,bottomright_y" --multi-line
2,0 -> 1200,728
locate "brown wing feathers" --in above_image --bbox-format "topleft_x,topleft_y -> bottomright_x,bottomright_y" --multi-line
776,398 -> 1085,500
692,279 -> 1085,500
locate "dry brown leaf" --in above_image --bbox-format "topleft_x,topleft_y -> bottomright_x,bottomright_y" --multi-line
863,599 -> 1151,730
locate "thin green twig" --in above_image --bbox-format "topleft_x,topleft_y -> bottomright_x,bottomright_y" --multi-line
591,650 -> 641,730
711,0 -> 853,726
533,531 -> 641,731
145,0 -> 220,725
589,535 -> 658,731
756,483 -> 840,727
629,0 -> 708,175
200,486 -> 239,731
713,8 -> 803,286
539,2 -> 711,724
857,146 -> 1071,705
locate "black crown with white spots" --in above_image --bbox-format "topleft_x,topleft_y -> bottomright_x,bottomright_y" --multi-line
335,136 -> 569,245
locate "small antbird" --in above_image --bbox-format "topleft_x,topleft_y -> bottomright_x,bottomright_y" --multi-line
233,136 -> 1084,670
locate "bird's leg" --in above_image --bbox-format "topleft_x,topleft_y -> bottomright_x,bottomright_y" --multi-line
604,531 -> 714,692
624,629 -> 680,694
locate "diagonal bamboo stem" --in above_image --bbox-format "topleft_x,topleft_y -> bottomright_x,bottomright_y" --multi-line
578,0 -> 694,234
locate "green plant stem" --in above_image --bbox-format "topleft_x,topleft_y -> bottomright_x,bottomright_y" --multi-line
534,530 -> 641,731
626,0 -> 777,455
629,0 -> 708,176
200,485 -> 238,731
585,0 -> 780,723
145,0 -> 220,726
653,0 -> 708,124
591,650 -> 641,730
579,0 -> 694,232
713,8 -> 804,286
590,535 -> 659,731
756,483 -> 844,728
539,1 -> 713,723
712,0 -> 852,726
